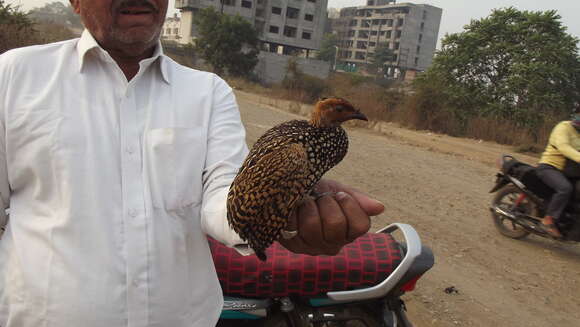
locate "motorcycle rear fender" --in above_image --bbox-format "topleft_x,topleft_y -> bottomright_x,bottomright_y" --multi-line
489,173 -> 509,193
326,223 -> 429,302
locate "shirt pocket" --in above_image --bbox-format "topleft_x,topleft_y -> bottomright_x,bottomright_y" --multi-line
144,128 -> 205,214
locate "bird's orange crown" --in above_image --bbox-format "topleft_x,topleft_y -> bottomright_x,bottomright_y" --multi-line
309,97 -> 368,128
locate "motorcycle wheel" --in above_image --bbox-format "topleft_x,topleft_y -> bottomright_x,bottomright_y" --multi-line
491,185 -> 538,239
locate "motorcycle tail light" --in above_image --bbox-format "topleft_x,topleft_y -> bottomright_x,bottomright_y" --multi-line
401,275 -> 422,292
496,157 -> 503,170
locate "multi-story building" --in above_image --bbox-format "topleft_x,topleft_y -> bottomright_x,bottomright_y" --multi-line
335,0 -> 442,77
161,14 -> 182,42
175,0 -> 328,55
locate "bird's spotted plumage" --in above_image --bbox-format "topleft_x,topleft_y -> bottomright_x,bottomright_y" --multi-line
227,97 -> 367,260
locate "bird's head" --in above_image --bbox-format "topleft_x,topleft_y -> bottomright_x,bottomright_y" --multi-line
310,97 -> 368,128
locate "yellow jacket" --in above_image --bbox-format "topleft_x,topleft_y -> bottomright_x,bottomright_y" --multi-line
539,121 -> 580,170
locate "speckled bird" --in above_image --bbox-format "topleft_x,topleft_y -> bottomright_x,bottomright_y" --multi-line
226,97 -> 368,261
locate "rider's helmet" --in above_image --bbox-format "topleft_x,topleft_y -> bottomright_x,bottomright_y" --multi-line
571,102 -> 580,128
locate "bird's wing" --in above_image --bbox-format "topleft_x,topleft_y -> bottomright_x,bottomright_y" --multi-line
227,142 -> 310,250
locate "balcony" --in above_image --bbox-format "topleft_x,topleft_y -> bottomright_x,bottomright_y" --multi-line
175,0 -> 203,9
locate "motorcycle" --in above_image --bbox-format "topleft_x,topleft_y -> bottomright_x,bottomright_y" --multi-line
489,154 -> 580,241
212,223 -> 434,327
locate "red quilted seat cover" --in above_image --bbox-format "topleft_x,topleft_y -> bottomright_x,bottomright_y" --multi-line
210,233 -> 402,298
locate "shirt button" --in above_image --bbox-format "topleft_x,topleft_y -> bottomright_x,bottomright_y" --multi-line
129,209 -> 138,217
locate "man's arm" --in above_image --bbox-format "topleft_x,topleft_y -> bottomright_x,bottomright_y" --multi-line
0,58 -> 11,232
200,75 -> 248,248
552,122 -> 580,163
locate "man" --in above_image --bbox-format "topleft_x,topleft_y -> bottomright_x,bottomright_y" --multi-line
0,0 -> 384,326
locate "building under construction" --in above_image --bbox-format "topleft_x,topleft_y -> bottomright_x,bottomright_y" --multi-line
175,0 -> 328,56
334,0 -> 442,79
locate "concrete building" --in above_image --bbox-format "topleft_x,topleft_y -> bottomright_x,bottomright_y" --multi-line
161,14 -> 182,42
175,0 -> 328,55
335,1 -> 442,78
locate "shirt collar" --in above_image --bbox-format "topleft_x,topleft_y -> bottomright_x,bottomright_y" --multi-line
76,29 -> 171,85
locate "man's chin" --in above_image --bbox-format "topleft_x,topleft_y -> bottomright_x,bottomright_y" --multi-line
110,29 -> 160,54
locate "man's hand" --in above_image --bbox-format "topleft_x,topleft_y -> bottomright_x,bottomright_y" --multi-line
278,179 -> 385,256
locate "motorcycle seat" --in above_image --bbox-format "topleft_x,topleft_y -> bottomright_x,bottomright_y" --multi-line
209,232 -> 403,298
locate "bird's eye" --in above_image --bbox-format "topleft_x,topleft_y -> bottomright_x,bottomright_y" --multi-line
335,105 -> 345,112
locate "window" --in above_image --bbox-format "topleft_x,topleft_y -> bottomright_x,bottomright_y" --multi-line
355,52 -> 366,60
356,41 -> 367,49
358,31 -> 369,38
222,0 -> 235,6
380,31 -> 385,36
269,25 -> 279,33
422,10 -> 427,20
386,19 -> 393,27
302,31 -> 311,40
166,28 -> 171,34
304,14 -> 314,21
347,30 -> 355,37
418,34 -> 423,42
416,46 -> 421,54
415,57 -> 419,66
420,22 -> 425,30
307,0 -> 315,3
395,42 -> 400,50
386,31 -> 392,38
396,30 -> 401,38
397,18 -> 404,26
349,20 -> 358,26
367,0 -> 374,5
369,41 -> 376,47
272,6 -> 281,15
283,26 -> 297,37
370,30 -> 377,36
241,0 -> 252,8
173,28 -> 178,34
286,7 -> 299,19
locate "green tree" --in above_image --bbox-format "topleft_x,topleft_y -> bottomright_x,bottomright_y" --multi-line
194,7 -> 259,77
416,7 -> 580,130
316,33 -> 339,63
0,0 -> 34,53
368,42 -> 395,76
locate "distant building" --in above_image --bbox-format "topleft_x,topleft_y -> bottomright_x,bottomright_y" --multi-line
334,1 -> 442,79
174,0 -> 328,55
161,14 -> 182,42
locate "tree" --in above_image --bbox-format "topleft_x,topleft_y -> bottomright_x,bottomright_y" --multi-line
368,42 -> 395,76
316,33 -> 339,63
0,0 -> 34,53
194,7 -> 259,77
28,1 -> 82,29
416,7 -> 580,130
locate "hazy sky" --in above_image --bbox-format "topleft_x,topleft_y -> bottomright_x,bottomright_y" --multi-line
8,0 -> 580,47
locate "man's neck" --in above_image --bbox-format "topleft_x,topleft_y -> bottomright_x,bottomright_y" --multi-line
107,46 -> 156,81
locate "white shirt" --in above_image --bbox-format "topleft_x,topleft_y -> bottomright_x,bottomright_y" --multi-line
0,30 -> 248,327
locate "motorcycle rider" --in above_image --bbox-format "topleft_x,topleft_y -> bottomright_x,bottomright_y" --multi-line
536,103 -> 580,238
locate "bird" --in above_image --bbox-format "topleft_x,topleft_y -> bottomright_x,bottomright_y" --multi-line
226,97 -> 368,261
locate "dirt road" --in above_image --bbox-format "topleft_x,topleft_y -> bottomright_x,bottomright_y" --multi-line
235,90 -> 580,327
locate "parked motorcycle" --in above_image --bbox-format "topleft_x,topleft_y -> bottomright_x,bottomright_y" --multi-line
490,154 -> 580,241
212,223 -> 434,327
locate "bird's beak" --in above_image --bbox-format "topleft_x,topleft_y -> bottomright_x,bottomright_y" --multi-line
349,111 -> 368,121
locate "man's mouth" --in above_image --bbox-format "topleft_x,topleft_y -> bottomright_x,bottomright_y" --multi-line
120,7 -> 154,15
116,0 -> 158,15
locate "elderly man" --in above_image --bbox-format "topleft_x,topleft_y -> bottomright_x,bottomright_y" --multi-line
0,0 -> 383,326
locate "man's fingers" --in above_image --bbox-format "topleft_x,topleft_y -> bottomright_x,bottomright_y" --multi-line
317,194 -> 347,245
334,191 -> 371,241
296,197 -> 324,248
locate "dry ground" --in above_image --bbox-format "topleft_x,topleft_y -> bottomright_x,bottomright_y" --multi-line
235,90 -> 580,327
